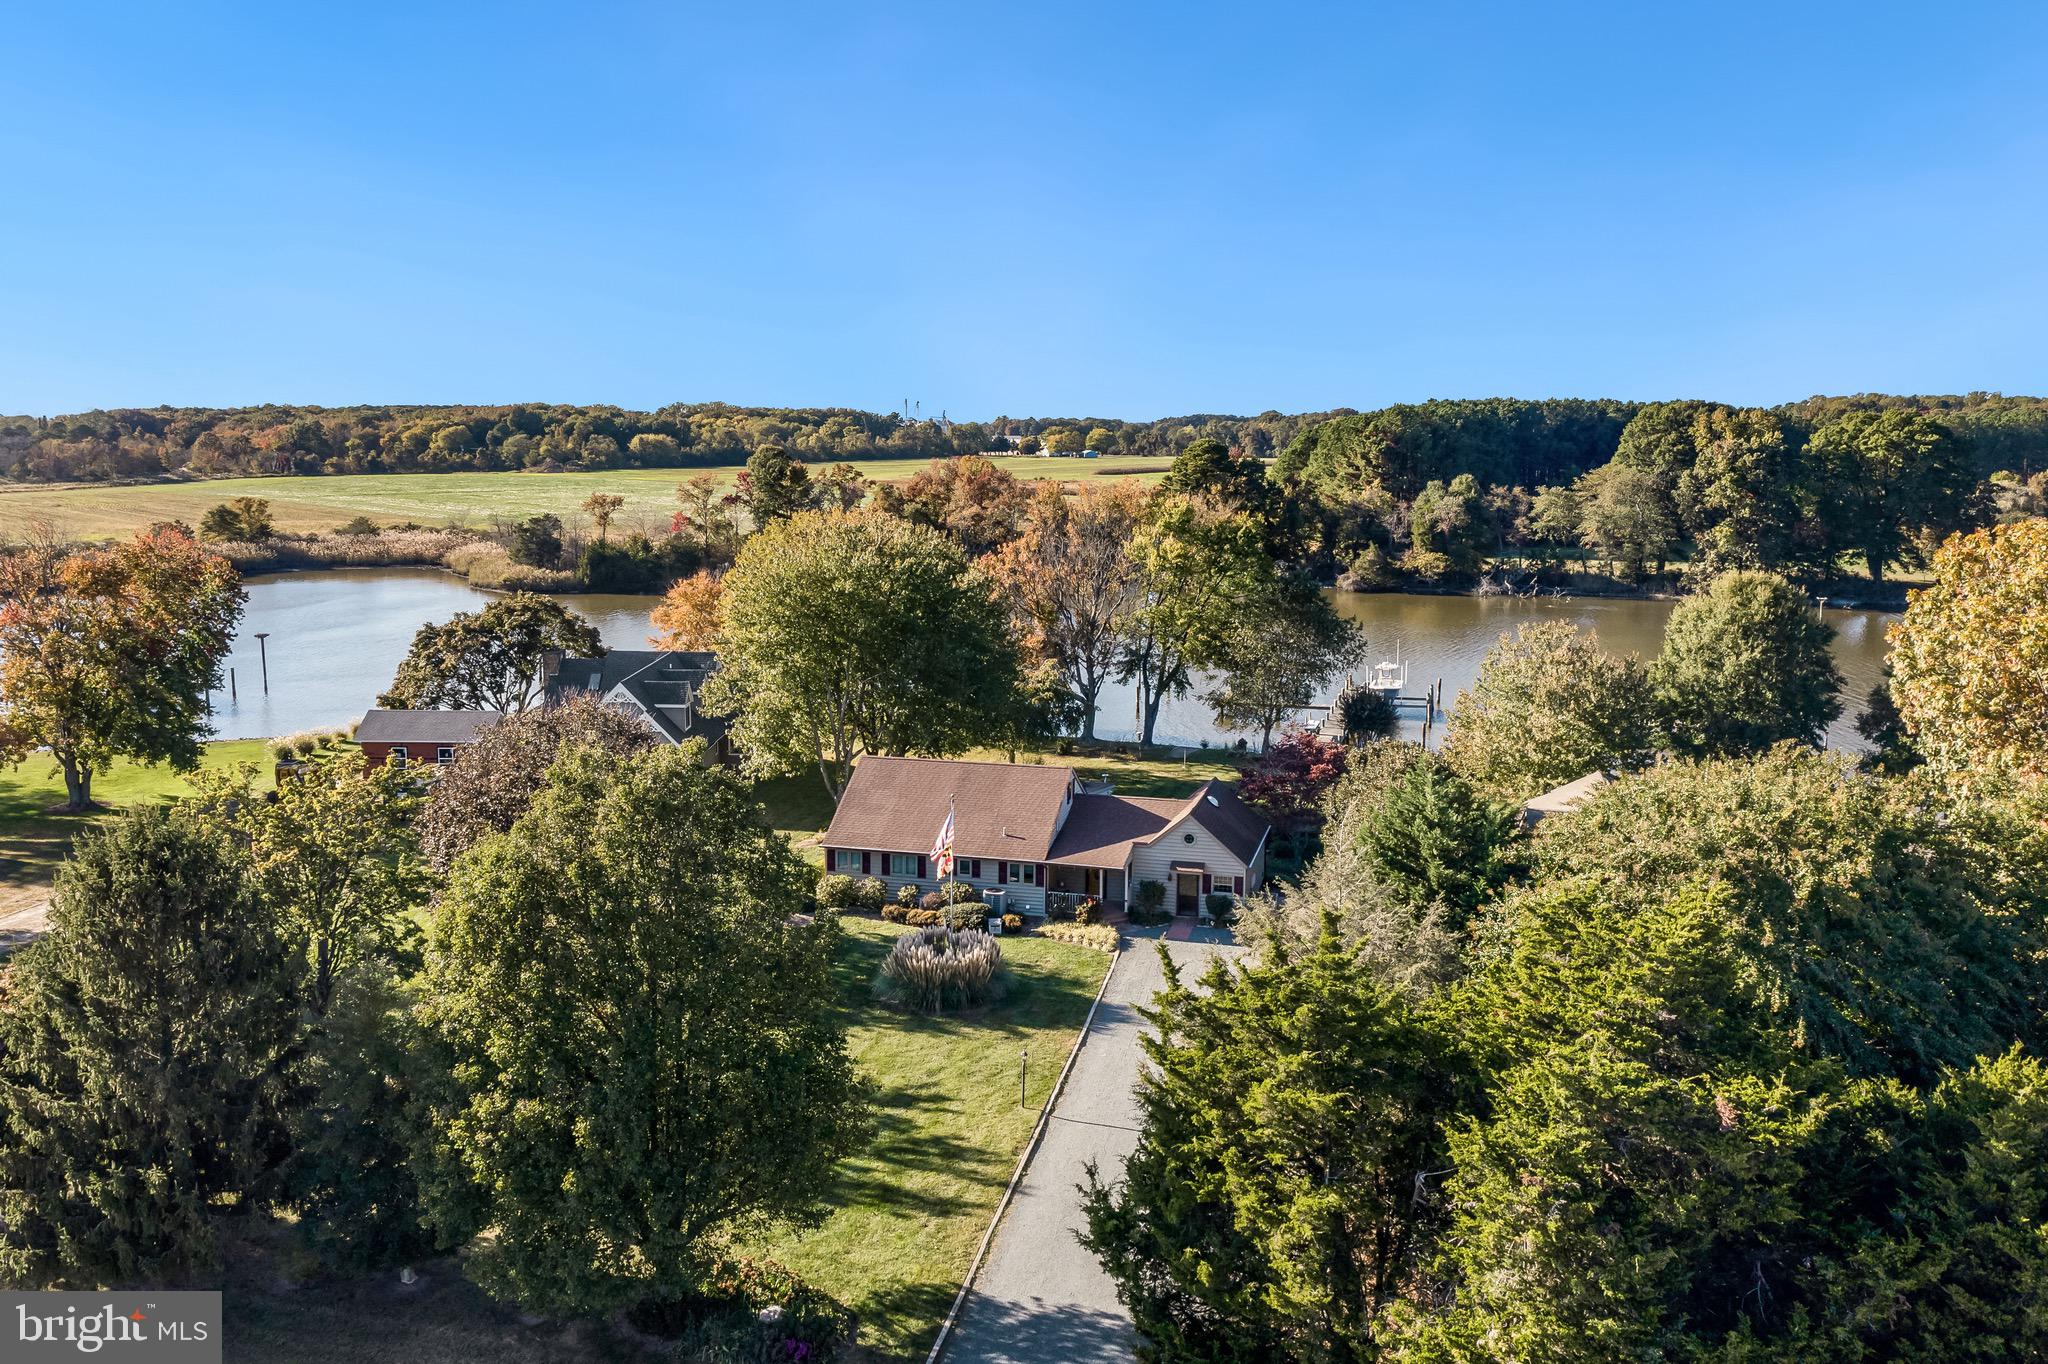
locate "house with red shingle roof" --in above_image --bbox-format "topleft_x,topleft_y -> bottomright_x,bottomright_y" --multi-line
821,756 -> 1270,918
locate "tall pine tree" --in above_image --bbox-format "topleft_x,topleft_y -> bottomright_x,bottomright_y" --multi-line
0,807 -> 299,1287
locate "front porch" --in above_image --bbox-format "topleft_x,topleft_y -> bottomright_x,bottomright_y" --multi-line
1042,864 -> 1125,918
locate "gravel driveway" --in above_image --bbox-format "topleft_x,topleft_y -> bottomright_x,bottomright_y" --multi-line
941,927 -> 1243,1364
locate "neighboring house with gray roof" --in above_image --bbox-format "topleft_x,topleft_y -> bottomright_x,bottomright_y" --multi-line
356,708 -> 503,767
821,755 -> 1270,918
541,648 -> 734,762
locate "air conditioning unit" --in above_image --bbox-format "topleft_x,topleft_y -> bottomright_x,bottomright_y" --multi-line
983,888 -> 1008,917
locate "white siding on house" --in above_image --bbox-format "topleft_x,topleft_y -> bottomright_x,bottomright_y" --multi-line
832,850 -> 1050,915
1128,812 -> 1254,904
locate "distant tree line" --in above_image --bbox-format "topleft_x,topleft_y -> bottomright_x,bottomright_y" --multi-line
11,394 -> 2043,504
1276,392 -> 2048,588
0,401 -> 1338,484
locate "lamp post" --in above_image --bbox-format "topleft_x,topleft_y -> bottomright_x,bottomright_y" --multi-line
254,632 -> 270,694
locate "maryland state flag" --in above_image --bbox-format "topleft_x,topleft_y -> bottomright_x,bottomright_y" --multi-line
930,801 -> 956,879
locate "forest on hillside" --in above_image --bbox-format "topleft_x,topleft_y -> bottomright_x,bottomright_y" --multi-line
4,393 -> 2045,489
0,402 -> 1328,484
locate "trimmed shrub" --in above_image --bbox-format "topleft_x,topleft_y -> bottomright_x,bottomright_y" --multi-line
1341,686 -> 1401,742
895,882 -> 920,909
938,881 -> 982,905
906,908 -> 943,927
1074,897 -> 1104,926
1134,879 -> 1166,915
1002,913 -> 1024,934
852,876 -> 886,912
815,873 -> 857,909
879,925 -> 1003,1013
1204,891 -> 1236,920
919,890 -> 945,912
1040,922 -> 1119,952
943,904 -> 987,931
880,902 -> 909,924
630,1253 -> 854,1362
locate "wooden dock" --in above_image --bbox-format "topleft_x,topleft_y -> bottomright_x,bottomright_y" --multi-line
1309,675 -> 1444,744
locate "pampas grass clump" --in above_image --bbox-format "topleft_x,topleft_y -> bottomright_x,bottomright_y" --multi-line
879,925 -> 1002,1014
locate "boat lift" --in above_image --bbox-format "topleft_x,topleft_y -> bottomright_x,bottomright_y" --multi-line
1308,643 -> 1444,745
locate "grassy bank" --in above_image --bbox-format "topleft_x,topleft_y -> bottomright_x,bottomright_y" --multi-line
0,740 -> 276,897
0,456 -> 1173,543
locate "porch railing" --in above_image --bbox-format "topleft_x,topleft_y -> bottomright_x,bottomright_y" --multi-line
1044,890 -> 1125,918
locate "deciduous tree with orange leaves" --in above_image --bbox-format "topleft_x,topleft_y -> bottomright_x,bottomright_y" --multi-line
1891,518 -> 2048,786
650,569 -> 724,651
0,525 -> 244,810
981,480 -> 1147,741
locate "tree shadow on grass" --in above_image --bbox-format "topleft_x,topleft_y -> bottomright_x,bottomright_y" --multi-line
810,1078 -> 1010,1218
846,1275 -> 961,1362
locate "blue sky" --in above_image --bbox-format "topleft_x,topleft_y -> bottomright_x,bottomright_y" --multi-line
3,2 -> 2044,419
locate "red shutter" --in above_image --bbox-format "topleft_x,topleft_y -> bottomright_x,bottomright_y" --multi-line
972,859 -> 983,879
918,855 -> 927,879
1232,874 -> 1244,895
1201,872 -> 1213,896
862,851 -> 872,875
997,862 -> 1008,884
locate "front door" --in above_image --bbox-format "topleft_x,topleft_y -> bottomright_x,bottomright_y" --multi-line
1175,872 -> 1200,915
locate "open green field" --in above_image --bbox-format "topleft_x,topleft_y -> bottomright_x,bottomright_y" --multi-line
0,456 -> 1173,543
220,915 -> 1111,1363
0,740 -> 275,900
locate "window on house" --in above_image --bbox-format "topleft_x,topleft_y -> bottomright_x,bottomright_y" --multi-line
888,853 -> 919,878
1006,862 -> 1035,885
833,849 -> 863,874
437,746 -> 455,764
388,745 -> 408,766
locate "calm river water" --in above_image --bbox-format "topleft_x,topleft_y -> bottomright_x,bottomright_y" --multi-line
211,568 -> 1895,751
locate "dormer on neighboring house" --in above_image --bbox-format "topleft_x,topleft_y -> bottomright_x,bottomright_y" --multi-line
541,648 -> 734,764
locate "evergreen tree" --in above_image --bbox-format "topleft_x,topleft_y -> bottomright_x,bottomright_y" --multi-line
279,964 -> 438,1271
1084,926 -> 1455,1361
1650,569 -> 1842,757
738,443 -> 814,525
415,747 -> 871,1315
1355,758 -> 1523,921
0,808 -> 298,1287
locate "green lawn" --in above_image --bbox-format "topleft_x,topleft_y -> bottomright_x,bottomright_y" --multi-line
219,915 -> 1111,1364
0,456 -> 1173,543
745,916 -> 1111,1359
961,743 -> 1250,798
0,741 -> 276,897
